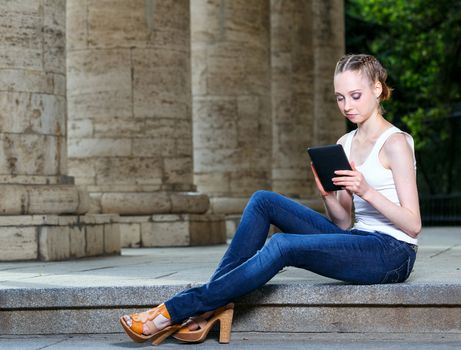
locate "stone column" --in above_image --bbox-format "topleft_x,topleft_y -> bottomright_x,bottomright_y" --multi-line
312,0 -> 345,145
271,0 -> 345,201
0,0 -> 119,261
191,0 -> 272,218
67,0 -> 225,247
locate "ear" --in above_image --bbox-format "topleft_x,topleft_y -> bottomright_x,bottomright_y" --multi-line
374,80 -> 383,99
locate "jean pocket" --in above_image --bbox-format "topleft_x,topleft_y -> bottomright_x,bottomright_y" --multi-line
380,257 -> 412,284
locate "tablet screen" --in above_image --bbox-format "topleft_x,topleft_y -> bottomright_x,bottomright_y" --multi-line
307,144 -> 352,191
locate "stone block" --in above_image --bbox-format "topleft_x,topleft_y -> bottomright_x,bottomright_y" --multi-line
190,215 -> 226,245
81,214 -> 117,225
170,192 -> 210,213
104,223 -> 120,254
194,172 -> 230,194
53,73 -> 66,96
209,196 -> 249,215
28,185 -> 80,214
39,226 -> 70,261
100,192 -> 171,215
66,0 -> 88,50
0,185 -> 29,215
68,138 -> 132,158
190,46 -> 208,96
0,69 -> 54,94
0,92 -> 66,135
86,0 -> 146,49
131,138 -> 176,157
94,156 -> 164,186
132,49 -> 189,120
0,226 -> 37,260
163,157 -> 193,185
68,119 -> 94,138
67,49 -> 132,120
85,225 -> 104,256
0,1 -> 42,70
69,225 -> 86,258
43,0 -> 65,74
0,133 -> 59,176
141,221 -> 190,247
120,223 -> 141,248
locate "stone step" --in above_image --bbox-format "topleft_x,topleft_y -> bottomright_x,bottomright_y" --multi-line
1,282 -> 461,335
1,227 -> 460,335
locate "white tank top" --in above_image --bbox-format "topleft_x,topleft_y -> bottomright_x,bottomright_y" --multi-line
344,126 -> 418,245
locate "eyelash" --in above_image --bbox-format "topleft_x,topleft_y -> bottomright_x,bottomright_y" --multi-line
336,94 -> 361,102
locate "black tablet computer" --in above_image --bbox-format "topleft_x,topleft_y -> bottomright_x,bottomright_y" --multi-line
307,144 -> 352,191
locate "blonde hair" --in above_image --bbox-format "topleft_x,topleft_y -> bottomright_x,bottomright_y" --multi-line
335,54 -> 392,105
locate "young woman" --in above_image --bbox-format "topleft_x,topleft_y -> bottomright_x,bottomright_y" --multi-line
120,54 -> 421,345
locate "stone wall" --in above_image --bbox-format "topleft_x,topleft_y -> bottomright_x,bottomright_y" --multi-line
0,0 -> 344,255
192,0 -> 345,218
271,0 -> 345,198
67,0 -> 196,211
0,0 -> 121,261
191,0 -> 272,215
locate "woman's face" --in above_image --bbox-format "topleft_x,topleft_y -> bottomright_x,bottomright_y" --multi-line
334,70 -> 381,124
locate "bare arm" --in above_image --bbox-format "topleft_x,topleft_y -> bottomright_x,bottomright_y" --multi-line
333,133 -> 421,237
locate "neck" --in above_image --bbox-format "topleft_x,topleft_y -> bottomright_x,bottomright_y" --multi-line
356,111 -> 390,140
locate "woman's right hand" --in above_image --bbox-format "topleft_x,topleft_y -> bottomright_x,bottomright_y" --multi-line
310,162 -> 334,198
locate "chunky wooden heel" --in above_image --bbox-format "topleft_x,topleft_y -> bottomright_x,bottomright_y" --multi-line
217,307 -> 233,344
173,303 -> 234,344
151,325 -> 181,346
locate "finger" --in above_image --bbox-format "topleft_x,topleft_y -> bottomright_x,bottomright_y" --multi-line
334,170 -> 355,176
350,161 -> 356,171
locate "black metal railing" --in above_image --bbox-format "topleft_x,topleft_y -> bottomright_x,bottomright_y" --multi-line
420,194 -> 461,225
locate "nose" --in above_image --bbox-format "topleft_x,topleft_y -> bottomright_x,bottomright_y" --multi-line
343,97 -> 351,112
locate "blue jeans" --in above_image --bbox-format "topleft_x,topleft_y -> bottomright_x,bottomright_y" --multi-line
165,190 -> 417,323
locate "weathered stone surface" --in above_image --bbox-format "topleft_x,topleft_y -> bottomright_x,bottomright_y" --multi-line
120,223 -> 141,248
67,0 -> 198,216
270,0 -> 344,197
39,226 -> 70,261
191,1 -> 272,208
170,192 -> 209,213
0,0 -> 67,183
69,225 -> 86,258
141,220 -> 190,246
0,227 -> 37,260
104,223 -> 121,254
209,197 -> 249,215
0,185 -> 88,215
85,225 -> 104,257
312,0 -> 345,146
100,192 -> 171,215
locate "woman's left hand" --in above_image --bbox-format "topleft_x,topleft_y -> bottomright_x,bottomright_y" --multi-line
332,161 -> 371,198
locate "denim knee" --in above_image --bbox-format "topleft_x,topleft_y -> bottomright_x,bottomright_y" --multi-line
266,233 -> 296,267
250,190 -> 274,203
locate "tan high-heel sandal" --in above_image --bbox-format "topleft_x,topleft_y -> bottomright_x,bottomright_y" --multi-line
119,304 -> 180,346
173,303 -> 234,344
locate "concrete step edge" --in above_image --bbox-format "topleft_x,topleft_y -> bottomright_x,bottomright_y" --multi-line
2,282 -> 461,309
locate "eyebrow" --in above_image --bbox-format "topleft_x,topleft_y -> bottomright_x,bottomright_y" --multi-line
335,89 -> 362,95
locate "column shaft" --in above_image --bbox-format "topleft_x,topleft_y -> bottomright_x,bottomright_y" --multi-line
192,0 -> 272,214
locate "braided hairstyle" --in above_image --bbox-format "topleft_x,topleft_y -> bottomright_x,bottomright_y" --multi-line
335,54 -> 392,112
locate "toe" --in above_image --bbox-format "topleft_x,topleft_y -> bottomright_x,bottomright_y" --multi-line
123,315 -> 132,327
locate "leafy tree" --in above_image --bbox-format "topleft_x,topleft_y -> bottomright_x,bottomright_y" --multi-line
345,0 -> 461,195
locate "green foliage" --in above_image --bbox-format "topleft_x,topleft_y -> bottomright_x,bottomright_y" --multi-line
346,0 -> 461,194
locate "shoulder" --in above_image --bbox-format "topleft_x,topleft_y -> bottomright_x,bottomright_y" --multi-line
337,134 -> 348,146
337,129 -> 356,146
383,131 -> 413,154
382,131 -> 415,169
